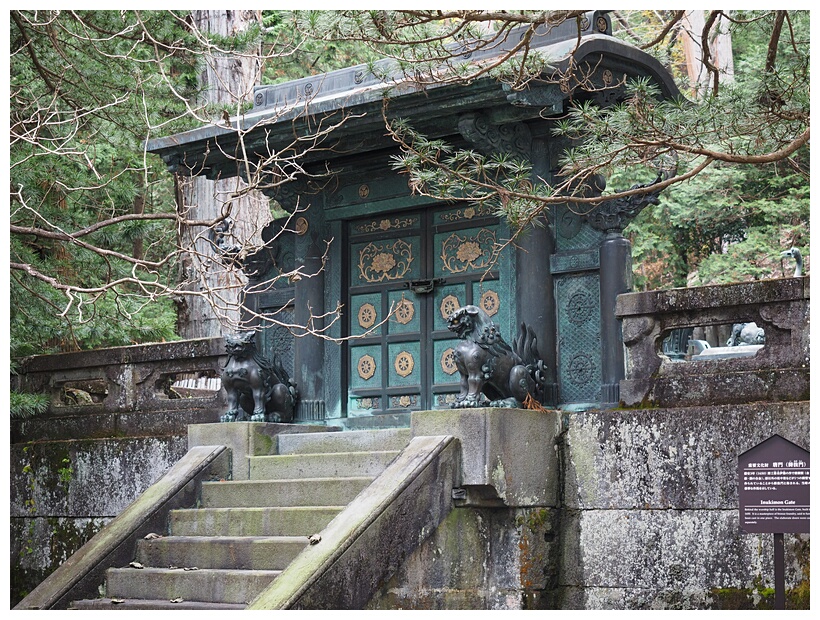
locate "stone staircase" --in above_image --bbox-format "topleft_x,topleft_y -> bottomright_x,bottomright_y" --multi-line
70,427 -> 411,610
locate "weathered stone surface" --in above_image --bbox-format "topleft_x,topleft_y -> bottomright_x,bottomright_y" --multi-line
11,516 -> 110,606
559,523 -> 808,610
11,436 -> 188,518
368,506 -> 560,610
562,403 -> 809,510
13,337 -> 227,426
188,422 -> 337,480
412,408 -> 561,507
617,277 -> 807,316
248,435 -> 458,609
10,435 -> 190,607
13,407 -> 220,443
14,445 -> 228,610
556,402 -> 810,610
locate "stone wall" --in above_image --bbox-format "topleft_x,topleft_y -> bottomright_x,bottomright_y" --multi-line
559,402 -> 809,609
366,403 -> 808,610
10,278 -> 811,609
10,436 -> 189,606
368,277 -> 810,610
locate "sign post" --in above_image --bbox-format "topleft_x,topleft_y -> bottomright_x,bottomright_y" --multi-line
737,435 -> 810,609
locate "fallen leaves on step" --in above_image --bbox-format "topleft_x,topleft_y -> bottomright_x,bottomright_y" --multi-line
183,566 -> 199,571
308,534 -> 321,545
111,599 -> 125,604
129,561 -> 144,569
170,598 -> 184,604
144,532 -> 162,540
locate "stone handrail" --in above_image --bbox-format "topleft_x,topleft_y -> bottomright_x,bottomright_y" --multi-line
248,435 -> 458,610
615,276 -> 809,408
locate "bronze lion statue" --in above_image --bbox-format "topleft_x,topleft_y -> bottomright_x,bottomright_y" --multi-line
447,305 -> 546,408
220,332 -> 298,423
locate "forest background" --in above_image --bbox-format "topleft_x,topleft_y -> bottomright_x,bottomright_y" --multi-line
8,9 -> 810,415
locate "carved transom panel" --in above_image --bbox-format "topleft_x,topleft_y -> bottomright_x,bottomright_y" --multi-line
356,397 -> 380,410
437,393 -> 457,407
437,203 -> 494,223
353,216 -> 416,234
394,351 -> 415,378
391,394 -> 418,409
357,354 -> 377,380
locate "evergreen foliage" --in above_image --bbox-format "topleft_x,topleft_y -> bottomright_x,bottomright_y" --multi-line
10,11 -> 202,354
621,11 -> 810,288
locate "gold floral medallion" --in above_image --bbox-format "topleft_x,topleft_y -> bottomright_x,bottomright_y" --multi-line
395,298 -> 415,325
358,239 -> 414,283
440,294 -> 460,319
294,216 -> 309,236
441,348 -> 457,375
480,290 -> 500,317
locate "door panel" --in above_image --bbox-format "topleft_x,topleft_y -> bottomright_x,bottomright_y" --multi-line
346,206 -> 501,416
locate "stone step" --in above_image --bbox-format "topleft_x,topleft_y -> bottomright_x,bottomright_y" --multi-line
169,506 -> 343,537
136,536 -> 308,571
340,413 -> 412,430
249,450 -> 400,480
200,477 -> 374,508
104,566 -> 280,605
276,428 -> 411,455
70,598 -> 246,610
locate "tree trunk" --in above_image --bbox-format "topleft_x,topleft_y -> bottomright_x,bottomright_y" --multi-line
681,10 -> 734,99
681,10 -> 709,98
713,13 -> 734,84
177,10 -> 271,339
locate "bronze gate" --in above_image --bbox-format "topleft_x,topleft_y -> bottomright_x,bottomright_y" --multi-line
345,204 -> 505,418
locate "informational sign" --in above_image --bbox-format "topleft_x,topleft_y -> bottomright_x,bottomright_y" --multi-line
737,434 -> 810,534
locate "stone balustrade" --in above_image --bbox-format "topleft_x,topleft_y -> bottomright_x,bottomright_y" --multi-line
615,276 -> 809,408
12,338 -> 227,442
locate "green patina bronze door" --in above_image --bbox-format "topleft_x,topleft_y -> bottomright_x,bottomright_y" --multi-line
346,204 -> 506,417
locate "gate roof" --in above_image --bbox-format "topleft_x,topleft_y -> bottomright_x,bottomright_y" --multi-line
145,11 -> 681,183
